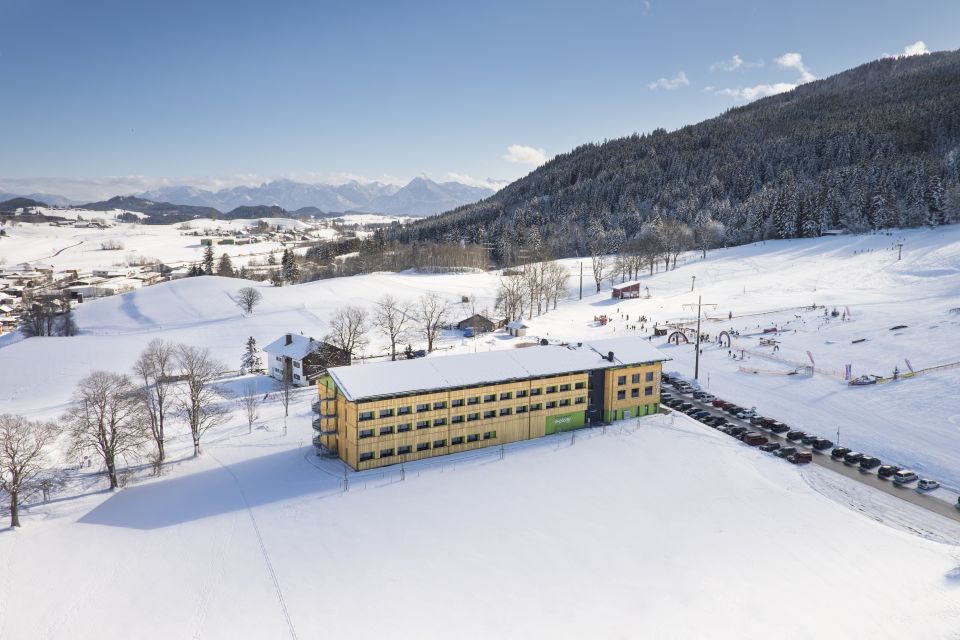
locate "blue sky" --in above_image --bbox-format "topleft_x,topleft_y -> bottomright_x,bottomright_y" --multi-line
2,0 -> 959,199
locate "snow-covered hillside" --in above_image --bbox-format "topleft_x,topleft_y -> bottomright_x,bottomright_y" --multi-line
2,225 -> 960,638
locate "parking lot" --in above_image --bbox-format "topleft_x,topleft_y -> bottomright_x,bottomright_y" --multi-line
661,379 -> 960,525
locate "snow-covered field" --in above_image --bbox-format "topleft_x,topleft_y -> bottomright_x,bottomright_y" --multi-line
2,224 -> 960,638
0,216 -> 333,273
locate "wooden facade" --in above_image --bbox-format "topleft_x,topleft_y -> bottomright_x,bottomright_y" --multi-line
316,356 -> 663,471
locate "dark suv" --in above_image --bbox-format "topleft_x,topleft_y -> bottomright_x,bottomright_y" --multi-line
859,456 -> 882,470
877,465 -> 901,479
831,447 -> 851,460
786,430 -> 806,441
811,438 -> 833,451
768,422 -> 790,434
843,451 -> 864,465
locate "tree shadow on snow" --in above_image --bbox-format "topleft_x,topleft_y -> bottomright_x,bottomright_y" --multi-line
77,446 -> 341,530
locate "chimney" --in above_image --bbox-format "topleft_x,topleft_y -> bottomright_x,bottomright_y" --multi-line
285,333 -> 293,346
607,351 -> 615,362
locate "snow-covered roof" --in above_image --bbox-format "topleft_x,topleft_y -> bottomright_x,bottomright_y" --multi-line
263,333 -> 321,360
328,337 -> 669,402
612,280 -> 642,289
506,320 -> 528,329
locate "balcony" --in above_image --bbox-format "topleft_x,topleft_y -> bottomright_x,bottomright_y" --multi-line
312,418 -> 338,435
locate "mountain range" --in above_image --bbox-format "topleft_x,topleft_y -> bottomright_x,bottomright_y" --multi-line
138,176 -> 496,217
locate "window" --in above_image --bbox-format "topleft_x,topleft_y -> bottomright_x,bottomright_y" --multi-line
516,405 -> 528,414
416,403 -> 430,412
274,367 -> 281,374
359,429 -> 374,439
530,388 -> 542,396
617,375 -> 627,385
617,390 -> 626,400
546,400 -> 557,409
451,436 -> 465,445
483,393 -> 496,402
397,406 -> 412,416
499,407 -> 512,416
574,396 -> 585,405
451,415 -> 465,424
293,360 -> 301,369
631,373 -> 640,384
379,426 -> 394,436
631,388 -> 640,398
530,403 -> 542,411
516,389 -> 528,398
433,401 -> 446,410
483,431 -> 496,440
483,410 -> 496,419
416,442 -> 430,452
379,408 -> 394,418
574,381 -> 586,390
433,439 -> 447,448
645,385 -> 654,396
499,391 -> 512,401
646,371 -> 654,382
559,383 -> 571,392
276,356 -> 282,362
359,452 -> 374,462
466,434 -> 480,443
416,420 -> 430,430
433,417 -> 446,426
467,412 -> 480,422
379,448 -> 394,458
451,398 -> 465,408
467,396 -> 480,405
546,385 -> 557,394
559,398 -> 571,407
293,374 -> 301,381
358,411 -> 374,422
397,423 -> 412,433
397,445 -> 412,455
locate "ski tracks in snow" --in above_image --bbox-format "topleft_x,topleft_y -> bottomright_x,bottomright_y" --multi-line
208,452 -> 299,640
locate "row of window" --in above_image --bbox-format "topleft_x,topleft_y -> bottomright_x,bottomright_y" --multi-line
616,386 -> 656,401
358,398 -> 586,438
358,382 -> 588,421
617,371 -> 655,385
358,431 -> 498,461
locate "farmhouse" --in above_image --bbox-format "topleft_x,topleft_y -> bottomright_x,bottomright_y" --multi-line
611,281 -> 642,299
455,313 -> 503,334
316,337 -> 668,470
264,333 -> 351,387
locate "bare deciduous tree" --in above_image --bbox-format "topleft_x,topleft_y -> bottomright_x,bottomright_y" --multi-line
495,273 -> 525,321
325,306 -> 369,359
373,295 -> 413,361
543,261 -> 570,311
416,292 -> 449,353
132,339 -> 175,464
64,371 -> 149,489
236,286 -> 263,315
0,414 -> 56,527
237,382 -> 262,434
176,345 -> 229,456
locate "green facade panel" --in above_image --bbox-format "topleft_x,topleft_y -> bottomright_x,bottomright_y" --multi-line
545,410 -> 586,435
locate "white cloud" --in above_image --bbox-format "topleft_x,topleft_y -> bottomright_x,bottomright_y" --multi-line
713,82 -> 797,101
774,52 -> 815,83
883,40 -> 931,58
641,0 -> 651,14
647,71 -> 689,90
710,55 -> 743,72
503,144 -> 549,166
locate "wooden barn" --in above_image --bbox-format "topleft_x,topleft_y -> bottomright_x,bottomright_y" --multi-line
456,313 -> 503,334
611,281 -> 642,299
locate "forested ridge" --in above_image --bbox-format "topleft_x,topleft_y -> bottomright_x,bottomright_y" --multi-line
386,50 -> 960,264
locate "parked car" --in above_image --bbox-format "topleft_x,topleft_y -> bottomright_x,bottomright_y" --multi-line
692,391 -> 708,400
917,478 -> 940,490
662,373 -> 673,383
768,421 -> 790,434
661,392 -> 673,401
788,452 -> 813,464
678,402 -> 694,411
893,470 -> 918,485
786,430 -> 806,441
759,417 -> 777,428
749,416 -> 767,426
698,393 -> 716,402
759,442 -> 781,452
877,465 -> 901,479
831,447 -> 851,460
800,434 -> 818,446
727,426 -> 747,437
684,407 -> 702,416
859,456 -> 882,470
742,433 -> 768,446
725,405 -> 744,415
712,399 -> 731,409
736,408 -> 758,420
843,451 -> 864,465
774,446 -> 797,459
811,438 -> 834,451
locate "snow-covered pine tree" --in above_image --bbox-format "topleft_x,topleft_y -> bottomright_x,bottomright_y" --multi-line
241,336 -> 262,372
202,245 -> 215,275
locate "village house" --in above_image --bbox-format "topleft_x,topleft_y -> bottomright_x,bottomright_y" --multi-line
263,333 -> 352,387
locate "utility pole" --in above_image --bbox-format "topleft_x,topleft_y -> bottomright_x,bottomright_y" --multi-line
691,275 -> 696,292
896,243 -> 903,261
579,262 -> 583,300
694,295 -> 703,380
